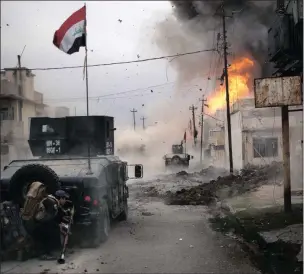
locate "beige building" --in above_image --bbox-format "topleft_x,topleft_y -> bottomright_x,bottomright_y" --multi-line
44,106 -> 70,118
225,98 -> 303,188
203,109 -> 226,167
0,67 -> 46,165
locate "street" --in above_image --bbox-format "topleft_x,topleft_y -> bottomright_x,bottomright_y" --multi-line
2,178 -> 260,274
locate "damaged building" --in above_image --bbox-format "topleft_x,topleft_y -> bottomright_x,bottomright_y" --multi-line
0,67 -> 70,166
0,67 -> 46,165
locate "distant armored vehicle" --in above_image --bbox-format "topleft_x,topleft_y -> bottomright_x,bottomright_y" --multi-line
163,144 -> 193,168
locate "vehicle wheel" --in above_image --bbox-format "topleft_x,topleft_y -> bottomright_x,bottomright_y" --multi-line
171,156 -> 181,165
84,203 -> 110,248
8,164 -> 60,206
100,203 -> 110,243
118,199 -> 128,221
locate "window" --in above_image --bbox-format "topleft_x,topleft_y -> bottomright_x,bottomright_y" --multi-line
0,107 -> 14,120
0,144 -> 9,155
253,137 -> 278,158
42,124 -> 54,133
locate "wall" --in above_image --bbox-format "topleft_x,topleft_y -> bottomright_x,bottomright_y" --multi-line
210,147 -> 226,168
22,101 -> 36,139
230,111 -> 244,170
228,98 -> 302,185
2,69 -> 35,100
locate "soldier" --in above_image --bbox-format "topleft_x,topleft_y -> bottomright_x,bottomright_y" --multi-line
22,182 -> 71,260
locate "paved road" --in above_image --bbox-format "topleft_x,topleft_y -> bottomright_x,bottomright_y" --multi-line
1,183 -> 260,274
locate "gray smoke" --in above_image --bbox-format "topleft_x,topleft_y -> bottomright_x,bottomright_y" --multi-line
153,0 -> 276,86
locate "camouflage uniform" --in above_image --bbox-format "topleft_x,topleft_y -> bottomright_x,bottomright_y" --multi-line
22,183 -> 69,259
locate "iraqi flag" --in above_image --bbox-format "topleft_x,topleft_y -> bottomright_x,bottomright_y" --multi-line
53,6 -> 86,54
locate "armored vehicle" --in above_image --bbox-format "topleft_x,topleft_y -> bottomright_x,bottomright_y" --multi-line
163,143 -> 193,168
0,116 -> 143,247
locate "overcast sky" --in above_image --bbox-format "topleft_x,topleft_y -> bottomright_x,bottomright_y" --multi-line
1,1 -> 197,128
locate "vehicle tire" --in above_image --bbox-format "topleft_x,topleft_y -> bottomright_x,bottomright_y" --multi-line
118,199 -> 128,221
86,202 -> 110,247
8,164 -> 60,206
100,202 -> 110,243
171,156 -> 181,165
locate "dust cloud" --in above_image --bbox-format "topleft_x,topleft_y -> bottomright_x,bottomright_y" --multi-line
116,94 -> 203,177
115,1 -> 277,178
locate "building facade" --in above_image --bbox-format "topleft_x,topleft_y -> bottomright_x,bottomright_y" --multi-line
0,68 -> 46,165
225,98 -> 303,188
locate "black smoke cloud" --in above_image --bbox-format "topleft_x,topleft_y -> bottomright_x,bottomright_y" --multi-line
153,0 -> 276,86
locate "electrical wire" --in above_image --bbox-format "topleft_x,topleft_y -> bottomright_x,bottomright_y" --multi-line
43,80 -> 203,103
4,48 -> 216,72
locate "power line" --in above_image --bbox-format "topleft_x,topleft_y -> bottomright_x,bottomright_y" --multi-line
5,48 -> 215,72
43,80 -> 207,103
44,81 -> 176,102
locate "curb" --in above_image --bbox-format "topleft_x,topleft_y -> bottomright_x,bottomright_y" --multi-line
214,202 -> 282,274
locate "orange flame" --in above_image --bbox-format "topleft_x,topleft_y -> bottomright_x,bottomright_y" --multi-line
207,57 -> 254,113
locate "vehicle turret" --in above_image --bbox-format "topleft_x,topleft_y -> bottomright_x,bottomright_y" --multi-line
28,116 -> 115,158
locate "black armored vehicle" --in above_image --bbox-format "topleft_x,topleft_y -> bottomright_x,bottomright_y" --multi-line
163,143 -> 193,168
0,116 -> 143,247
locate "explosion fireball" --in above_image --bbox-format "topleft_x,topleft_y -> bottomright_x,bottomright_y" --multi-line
207,57 -> 255,113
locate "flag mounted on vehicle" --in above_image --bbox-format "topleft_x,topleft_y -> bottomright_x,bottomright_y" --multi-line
53,6 -> 86,55
183,131 -> 187,142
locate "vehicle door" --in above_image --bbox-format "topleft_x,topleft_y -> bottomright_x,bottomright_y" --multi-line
109,163 -> 120,218
117,163 -> 127,211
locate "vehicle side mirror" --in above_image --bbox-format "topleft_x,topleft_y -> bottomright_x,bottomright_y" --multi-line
134,164 -> 143,178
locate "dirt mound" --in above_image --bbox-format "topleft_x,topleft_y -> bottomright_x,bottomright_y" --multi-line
165,163 -> 281,206
176,171 -> 188,176
199,166 -> 228,177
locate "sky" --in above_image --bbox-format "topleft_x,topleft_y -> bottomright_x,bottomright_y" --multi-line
1,1 -> 190,126
1,0 -> 215,162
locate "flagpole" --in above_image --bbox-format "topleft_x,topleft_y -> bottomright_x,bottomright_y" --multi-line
84,2 -> 92,172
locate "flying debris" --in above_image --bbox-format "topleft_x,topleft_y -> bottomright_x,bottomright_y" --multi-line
118,19 -> 122,23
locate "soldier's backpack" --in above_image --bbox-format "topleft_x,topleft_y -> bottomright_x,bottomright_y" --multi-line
21,182 -> 48,221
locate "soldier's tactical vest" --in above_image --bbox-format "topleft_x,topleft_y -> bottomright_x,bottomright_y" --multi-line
35,195 -> 59,222
21,182 -> 47,221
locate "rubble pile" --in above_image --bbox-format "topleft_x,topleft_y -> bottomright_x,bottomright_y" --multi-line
142,186 -> 160,197
176,171 -> 188,176
165,162 -> 283,206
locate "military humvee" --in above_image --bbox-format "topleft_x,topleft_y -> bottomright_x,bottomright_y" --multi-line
163,143 -> 193,168
0,116 -> 143,247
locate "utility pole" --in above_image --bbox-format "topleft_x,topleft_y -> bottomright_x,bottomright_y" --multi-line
140,116 -> 147,130
189,105 -> 198,146
17,55 -> 23,121
199,95 -> 208,164
130,108 -> 137,131
216,4 -> 234,174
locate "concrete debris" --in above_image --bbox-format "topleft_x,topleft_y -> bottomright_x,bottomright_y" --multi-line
143,186 -> 160,197
176,170 -> 188,176
141,211 -> 154,216
166,163 -> 282,206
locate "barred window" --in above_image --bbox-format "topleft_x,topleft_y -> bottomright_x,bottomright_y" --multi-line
253,137 -> 278,158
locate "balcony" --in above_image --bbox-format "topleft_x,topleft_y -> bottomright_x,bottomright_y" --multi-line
34,91 -> 43,104
0,79 -> 20,97
0,120 -> 24,144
